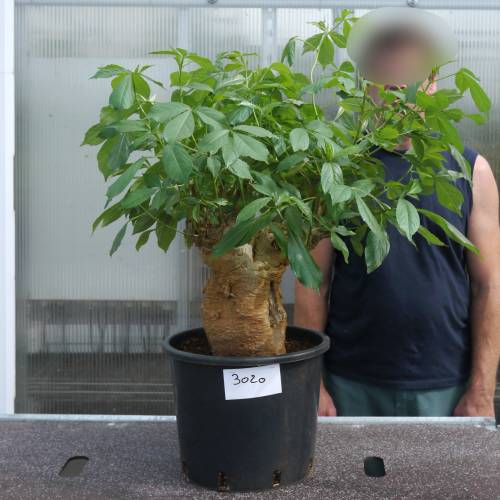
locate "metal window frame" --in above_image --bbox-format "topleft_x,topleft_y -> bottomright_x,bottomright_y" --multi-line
0,0 -> 15,415
12,1 -> 500,10
3,0 -> 498,415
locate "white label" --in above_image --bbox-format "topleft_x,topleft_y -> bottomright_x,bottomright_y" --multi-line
222,364 -> 282,400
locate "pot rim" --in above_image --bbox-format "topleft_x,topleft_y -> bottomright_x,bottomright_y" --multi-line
162,325 -> 330,367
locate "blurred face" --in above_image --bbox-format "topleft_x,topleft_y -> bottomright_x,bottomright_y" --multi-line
361,32 -> 437,107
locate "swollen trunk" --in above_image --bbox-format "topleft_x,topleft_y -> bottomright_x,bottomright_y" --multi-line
200,232 -> 287,356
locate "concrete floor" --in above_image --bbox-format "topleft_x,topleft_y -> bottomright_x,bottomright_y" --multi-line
0,415 -> 498,499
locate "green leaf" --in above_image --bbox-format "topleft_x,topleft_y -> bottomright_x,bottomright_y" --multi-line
109,74 -> 135,110
302,33 -> 323,54
435,178 -> 464,215
121,186 -> 156,209
280,36 -> 296,66
318,36 -> 334,67
233,125 -> 274,138
232,132 -> 269,162
418,208 -> 479,254
135,230 -> 152,251
163,108 -> 194,142
187,53 -> 216,70
330,231 -> 349,263
436,115 -> 463,151
364,230 -> 390,273
331,32 -> 346,48
206,156 -> 222,177
276,152 -> 307,173
355,195 -> 383,237
148,102 -> 190,123
329,184 -> 352,203
156,219 -> 177,252
162,144 -> 193,183
236,197 -> 272,223
455,69 -> 491,112
212,214 -> 272,257
467,74 -> 490,111
106,158 -> 145,200
91,64 -> 127,79
92,202 -> 124,233
101,120 -> 148,136
352,179 -> 374,196
290,128 -> 310,152
417,225 -> 446,246
396,198 -> 420,240
321,162 -> 343,192
110,223 -> 128,256
97,135 -> 129,179
449,144 -> 472,181
186,82 -> 214,93
228,158 -> 253,180
199,129 -> 230,154
287,230 -> 323,291
195,106 -> 228,129
82,123 -> 105,146
377,125 -> 400,141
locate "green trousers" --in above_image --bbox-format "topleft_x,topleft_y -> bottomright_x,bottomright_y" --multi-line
323,370 -> 468,417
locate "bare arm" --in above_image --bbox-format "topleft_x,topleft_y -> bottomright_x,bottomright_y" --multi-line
455,154 -> 500,416
293,238 -> 335,331
293,238 -> 336,415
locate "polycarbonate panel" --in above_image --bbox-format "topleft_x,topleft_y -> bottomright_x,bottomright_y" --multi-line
14,3 -> 500,416
14,4 -> 182,415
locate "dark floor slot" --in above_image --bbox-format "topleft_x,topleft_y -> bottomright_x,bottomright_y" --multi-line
59,456 -> 89,477
272,469 -> 281,487
217,471 -> 229,491
363,456 -> 386,477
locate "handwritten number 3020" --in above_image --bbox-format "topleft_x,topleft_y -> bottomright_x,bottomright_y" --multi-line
231,373 -> 266,385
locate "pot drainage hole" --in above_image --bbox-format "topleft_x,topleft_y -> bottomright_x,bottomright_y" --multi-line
59,456 -> 89,477
217,471 -> 229,491
272,469 -> 281,487
364,456 -> 386,477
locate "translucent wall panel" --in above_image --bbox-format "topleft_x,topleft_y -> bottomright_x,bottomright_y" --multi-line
15,5 -> 181,414
14,3 -> 500,415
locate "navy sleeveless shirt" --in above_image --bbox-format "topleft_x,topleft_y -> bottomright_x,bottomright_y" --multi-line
323,144 -> 479,390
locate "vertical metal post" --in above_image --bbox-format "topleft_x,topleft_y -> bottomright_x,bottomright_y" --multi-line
0,0 -> 16,414
261,7 -> 277,67
174,7 -> 191,335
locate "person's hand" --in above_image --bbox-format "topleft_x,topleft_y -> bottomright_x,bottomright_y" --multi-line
318,381 -> 337,416
453,388 -> 495,417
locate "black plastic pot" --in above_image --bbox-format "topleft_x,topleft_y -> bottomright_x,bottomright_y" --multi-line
162,325 -> 330,492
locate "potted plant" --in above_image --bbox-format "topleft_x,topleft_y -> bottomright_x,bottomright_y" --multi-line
82,9 -> 489,491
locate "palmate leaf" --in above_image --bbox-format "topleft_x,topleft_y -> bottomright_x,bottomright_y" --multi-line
162,108 -> 194,142
85,13 -> 490,278
162,143 -> 193,183
232,132 -> 269,162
